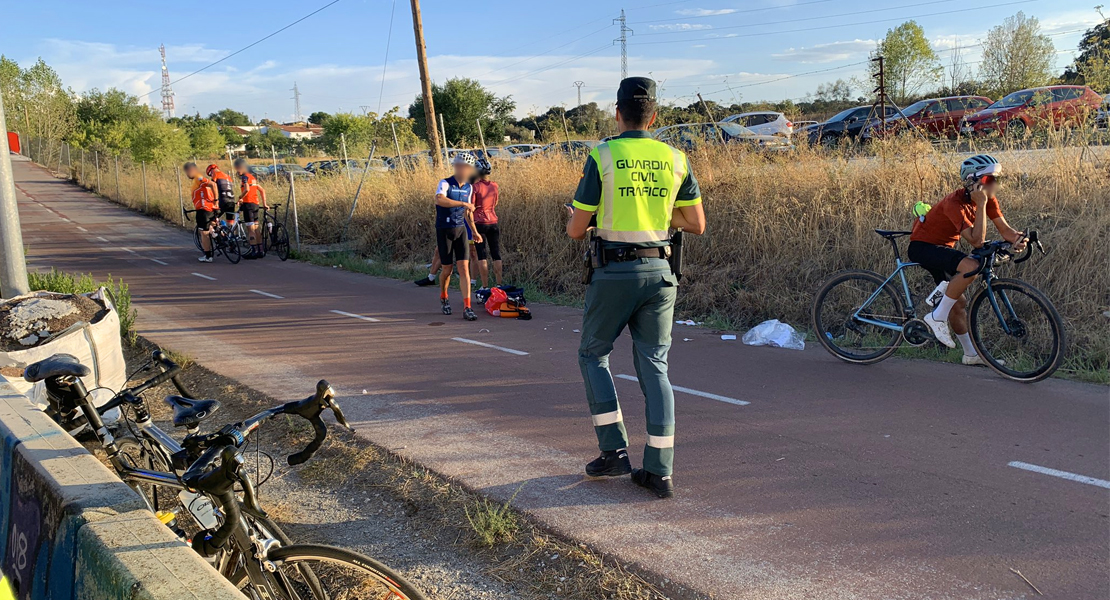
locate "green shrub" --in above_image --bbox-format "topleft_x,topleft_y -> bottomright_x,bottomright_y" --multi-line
27,268 -> 138,344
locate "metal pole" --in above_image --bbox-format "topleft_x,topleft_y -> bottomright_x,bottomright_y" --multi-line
0,90 -> 30,297
476,118 -> 488,158
410,0 -> 442,167
288,173 -> 301,250
439,113 -> 448,162
81,149 -> 86,184
176,166 -> 185,226
141,160 -> 149,212
340,133 -> 351,180
114,156 -> 121,201
561,110 -> 571,143
342,142 -> 376,242
391,122 -> 403,162
271,145 -> 278,175
95,151 -> 101,194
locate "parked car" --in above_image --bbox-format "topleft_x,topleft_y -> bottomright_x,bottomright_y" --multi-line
248,165 -> 273,178
865,95 -> 992,139
793,120 -> 819,130
385,152 -> 432,171
515,140 -> 600,159
271,164 -> 314,179
722,111 -> 793,137
1096,96 -> 1109,129
503,144 -> 543,156
960,85 -> 1103,137
653,122 -> 793,152
804,105 -> 897,145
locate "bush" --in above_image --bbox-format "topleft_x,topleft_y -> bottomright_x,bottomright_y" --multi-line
27,268 -> 138,344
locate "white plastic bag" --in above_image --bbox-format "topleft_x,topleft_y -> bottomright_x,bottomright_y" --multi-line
0,288 -> 126,423
741,319 -> 806,351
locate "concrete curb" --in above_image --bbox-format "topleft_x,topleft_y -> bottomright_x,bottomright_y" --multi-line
0,376 -> 240,599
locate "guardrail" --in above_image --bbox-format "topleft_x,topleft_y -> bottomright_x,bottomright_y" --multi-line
0,376 -> 241,600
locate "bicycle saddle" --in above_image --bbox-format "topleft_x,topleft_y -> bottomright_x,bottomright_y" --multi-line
164,395 -> 221,429
22,354 -> 91,382
874,229 -> 912,239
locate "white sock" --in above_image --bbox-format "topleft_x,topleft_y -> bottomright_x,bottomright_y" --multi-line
932,295 -> 958,321
427,273 -> 435,281
956,333 -> 976,356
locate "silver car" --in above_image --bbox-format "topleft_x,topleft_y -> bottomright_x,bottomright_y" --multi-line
722,111 -> 794,137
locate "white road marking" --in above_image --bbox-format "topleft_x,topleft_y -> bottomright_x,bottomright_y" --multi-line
329,310 -> 380,322
150,259 -> 168,266
616,374 -> 750,406
121,247 -> 137,254
76,226 -> 88,232
250,289 -> 285,299
452,337 -> 529,356
96,236 -> 109,242
191,272 -> 216,281
1007,461 -> 1110,490
60,217 -> 70,222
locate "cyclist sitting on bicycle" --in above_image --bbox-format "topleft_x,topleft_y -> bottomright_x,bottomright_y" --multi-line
207,164 -> 238,230
185,162 -> 219,263
233,159 -> 269,259
909,154 -> 1027,365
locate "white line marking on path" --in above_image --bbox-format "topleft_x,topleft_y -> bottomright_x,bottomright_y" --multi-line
96,236 -> 109,242
1007,461 -> 1110,489
76,226 -> 87,232
451,337 -> 529,356
250,289 -> 285,299
121,247 -> 137,254
150,259 -> 168,266
191,272 -> 216,281
616,374 -> 750,406
329,310 -> 380,322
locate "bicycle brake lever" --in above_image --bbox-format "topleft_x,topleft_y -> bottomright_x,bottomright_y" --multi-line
235,464 -> 267,517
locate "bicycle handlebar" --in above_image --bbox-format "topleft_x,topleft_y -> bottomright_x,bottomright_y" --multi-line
964,230 -> 1044,278
97,351 -> 192,415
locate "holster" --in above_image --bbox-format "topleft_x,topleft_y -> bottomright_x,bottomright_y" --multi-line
583,230 -> 605,284
669,229 -> 684,281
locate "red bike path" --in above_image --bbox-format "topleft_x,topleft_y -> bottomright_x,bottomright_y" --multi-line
11,160 -> 1109,600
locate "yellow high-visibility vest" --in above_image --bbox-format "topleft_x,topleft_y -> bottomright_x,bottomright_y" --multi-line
589,137 -> 689,244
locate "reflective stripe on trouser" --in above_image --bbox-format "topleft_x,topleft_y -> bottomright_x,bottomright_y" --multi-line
579,272 -> 677,476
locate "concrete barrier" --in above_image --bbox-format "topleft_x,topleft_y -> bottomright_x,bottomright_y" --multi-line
0,377 -> 241,600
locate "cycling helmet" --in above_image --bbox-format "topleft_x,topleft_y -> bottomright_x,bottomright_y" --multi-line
205,164 -> 219,177
960,154 -> 1000,180
452,151 -> 477,167
476,158 -> 492,176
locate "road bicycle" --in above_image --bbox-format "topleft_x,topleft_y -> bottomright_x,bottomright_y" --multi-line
24,351 -> 427,600
260,204 -> 291,261
811,228 -> 1064,382
184,208 -> 242,264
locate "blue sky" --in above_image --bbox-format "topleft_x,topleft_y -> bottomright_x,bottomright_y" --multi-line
3,0 -> 1102,121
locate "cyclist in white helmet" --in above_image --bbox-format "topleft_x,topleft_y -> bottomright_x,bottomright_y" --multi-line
433,151 -> 483,321
908,154 -> 1027,365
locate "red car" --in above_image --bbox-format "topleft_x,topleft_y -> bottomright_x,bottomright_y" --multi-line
960,85 -> 1103,137
867,95 -> 992,139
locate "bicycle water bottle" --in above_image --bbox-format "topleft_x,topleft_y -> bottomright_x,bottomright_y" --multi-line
267,222 -> 273,233
179,490 -> 220,530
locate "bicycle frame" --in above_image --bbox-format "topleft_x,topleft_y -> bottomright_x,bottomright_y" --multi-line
851,257 -> 919,333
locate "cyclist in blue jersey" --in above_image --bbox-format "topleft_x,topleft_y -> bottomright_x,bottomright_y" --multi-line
435,152 -> 483,321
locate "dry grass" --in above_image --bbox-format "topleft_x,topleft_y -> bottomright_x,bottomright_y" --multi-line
72,136 -> 1109,378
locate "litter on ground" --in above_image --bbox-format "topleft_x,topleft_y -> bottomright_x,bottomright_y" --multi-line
742,319 -> 806,350
721,334 -> 737,341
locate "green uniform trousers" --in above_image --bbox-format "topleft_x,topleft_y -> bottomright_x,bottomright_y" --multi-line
579,257 -> 678,477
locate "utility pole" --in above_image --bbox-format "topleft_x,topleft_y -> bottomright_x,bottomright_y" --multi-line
870,55 -> 888,137
410,0 -> 442,167
291,82 -> 303,122
614,9 -> 632,79
574,81 -> 585,107
0,91 -> 30,297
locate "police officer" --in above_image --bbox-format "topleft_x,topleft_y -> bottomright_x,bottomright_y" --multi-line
566,77 -> 706,499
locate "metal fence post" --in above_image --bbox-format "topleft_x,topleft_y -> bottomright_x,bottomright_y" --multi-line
342,142 -> 376,242
176,165 -> 185,226
81,149 -> 86,185
114,156 -> 121,201
95,151 -> 101,194
271,145 -> 278,174
391,122 -> 402,162
141,160 -> 149,213
439,113 -> 448,162
341,132 -> 351,180
288,172 -> 301,250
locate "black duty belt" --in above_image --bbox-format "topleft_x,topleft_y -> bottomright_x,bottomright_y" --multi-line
603,246 -> 671,263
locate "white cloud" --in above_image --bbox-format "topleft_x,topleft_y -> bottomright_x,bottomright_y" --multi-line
1038,10 -> 1103,35
772,39 -> 877,64
648,23 -> 713,32
676,8 -> 737,17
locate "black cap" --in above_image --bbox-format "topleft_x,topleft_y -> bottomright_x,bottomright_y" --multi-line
617,77 -> 656,102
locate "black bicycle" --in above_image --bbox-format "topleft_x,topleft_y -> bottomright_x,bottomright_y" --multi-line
184,208 -> 242,264
25,352 -> 427,600
260,204 -> 291,261
811,229 -> 1064,382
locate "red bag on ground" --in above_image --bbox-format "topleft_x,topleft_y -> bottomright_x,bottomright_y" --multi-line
485,287 -> 508,317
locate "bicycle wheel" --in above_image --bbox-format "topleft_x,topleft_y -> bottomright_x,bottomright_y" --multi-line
262,544 -> 428,600
193,228 -> 204,253
116,436 -> 175,513
271,223 -> 290,261
969,278 -> 1065,382
219,231 -> 242,264
812,269 -> 906,364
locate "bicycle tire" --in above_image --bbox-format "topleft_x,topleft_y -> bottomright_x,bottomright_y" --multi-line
969,278 -> 1065,382
263,544 -> 428,600
220,231 -> 242,264
272,223 -> 290,261
193,227 -> 204,253
116,436 -> 174,513
812,269 -> 906,364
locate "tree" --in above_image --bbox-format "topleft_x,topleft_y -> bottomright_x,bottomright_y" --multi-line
321,109 -> 420,156
188,120 -> 226,158
408,78 -> 515,146
814,79 -> 855,103
129,120 -> 191,166
0,57 -> 77,144
307,111 -> 331,125
1064,16 -> 1110,91
207,108 -> 252,126
979,12 -> 1056,96
876,21 -> 942,104
73,88 -> 159,153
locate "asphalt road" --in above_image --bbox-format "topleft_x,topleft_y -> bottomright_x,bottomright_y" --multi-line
12,159 -> 1109,600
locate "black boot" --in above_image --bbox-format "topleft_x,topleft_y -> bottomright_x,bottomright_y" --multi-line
631,468 -> 674,499
585,449 -> 631,477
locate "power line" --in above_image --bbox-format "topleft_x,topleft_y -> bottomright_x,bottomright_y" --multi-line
632,0 -> 1039,46
143,0 -> 342,98
376,0 -> 398,114
631,0 -> 836,24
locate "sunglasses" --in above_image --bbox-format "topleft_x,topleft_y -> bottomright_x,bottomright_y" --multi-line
979,174 -> 1002,185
